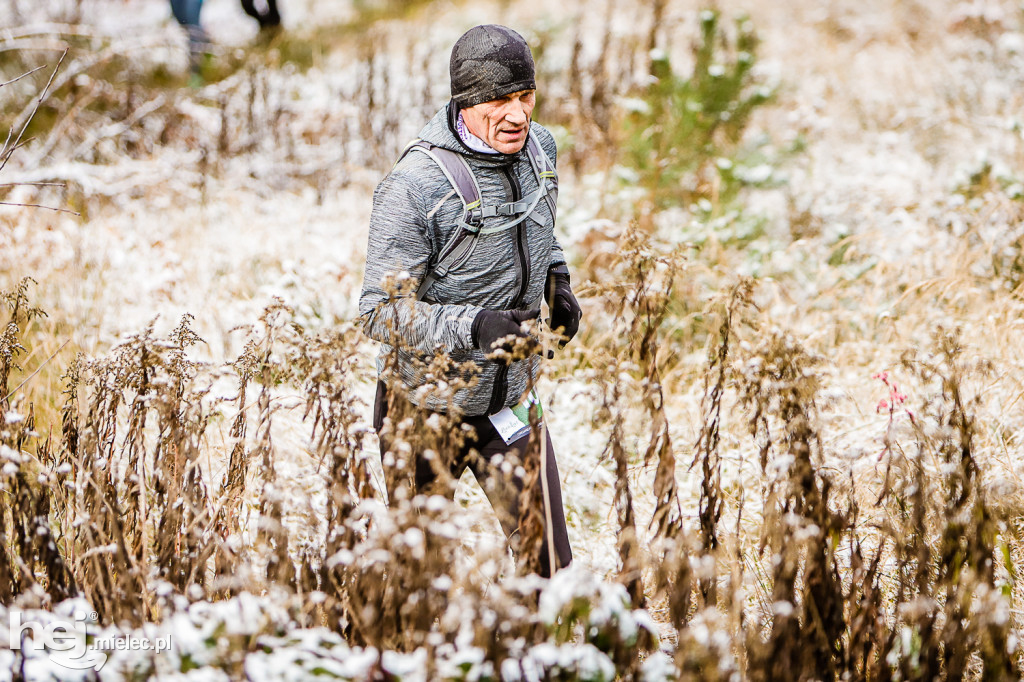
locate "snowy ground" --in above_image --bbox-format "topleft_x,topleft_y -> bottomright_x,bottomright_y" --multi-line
4,0 -> 1024,678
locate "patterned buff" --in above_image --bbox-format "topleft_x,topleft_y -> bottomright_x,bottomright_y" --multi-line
449,24 -> 536,110
456,110 -> 499,154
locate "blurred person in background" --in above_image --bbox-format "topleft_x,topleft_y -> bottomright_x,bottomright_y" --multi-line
170,0 -> 281,81
169,0 -> 208,77
240,0 -> 281,32
359,25 -> 582,578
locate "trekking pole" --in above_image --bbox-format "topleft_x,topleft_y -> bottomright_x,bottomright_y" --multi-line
538,308 -> 557,575
539,404 -> 556,575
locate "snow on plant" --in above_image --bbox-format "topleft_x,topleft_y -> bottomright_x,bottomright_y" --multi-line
5,1 -> 1024,680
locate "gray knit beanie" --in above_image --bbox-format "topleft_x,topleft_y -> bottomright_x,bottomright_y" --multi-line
450,25 -> 536,110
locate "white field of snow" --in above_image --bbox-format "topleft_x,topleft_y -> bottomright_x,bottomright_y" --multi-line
3,0 -> 1024,678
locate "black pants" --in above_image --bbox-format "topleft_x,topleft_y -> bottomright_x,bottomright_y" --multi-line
373,381 -> 572,577
240,0 -> 280,28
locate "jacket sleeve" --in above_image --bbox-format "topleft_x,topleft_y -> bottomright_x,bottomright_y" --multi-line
358,168 -> 481,353
549,235 -> 567,270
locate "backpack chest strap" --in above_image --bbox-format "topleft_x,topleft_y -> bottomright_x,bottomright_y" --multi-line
473,185 -> 545,218
480,200 -> 530,218
471,186 -> 547,235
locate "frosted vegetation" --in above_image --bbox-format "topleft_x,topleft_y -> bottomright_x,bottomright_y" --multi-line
2,0 -> 1024,679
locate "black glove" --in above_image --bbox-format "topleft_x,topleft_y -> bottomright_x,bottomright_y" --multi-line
545,265 -> 581,347
472,308 -> 540,354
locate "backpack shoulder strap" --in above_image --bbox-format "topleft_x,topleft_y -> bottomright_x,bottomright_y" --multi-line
397,135 -> 557,301
525,132 -> 558,220
526,134 -> 557,182
403,141 -> 482,218
398,141 -> 484,300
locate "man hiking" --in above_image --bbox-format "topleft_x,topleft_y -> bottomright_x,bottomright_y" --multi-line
359,24 -> 582,578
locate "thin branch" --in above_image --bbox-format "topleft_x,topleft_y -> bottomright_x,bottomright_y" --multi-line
2,117 -> 13,157
0,182 -> 65,188
4,340 -> 70,401
2,137 -> 35,159
0,48 -> 67,175
0,201 -> 79,215
0,65 -> 46,89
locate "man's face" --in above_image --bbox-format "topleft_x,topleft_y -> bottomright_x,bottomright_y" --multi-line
461,89 -> 536,154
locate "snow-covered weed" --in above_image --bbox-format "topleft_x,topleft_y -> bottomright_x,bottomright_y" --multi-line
5,0 -> 1024,680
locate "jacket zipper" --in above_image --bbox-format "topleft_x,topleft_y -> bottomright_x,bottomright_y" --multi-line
504,167 -> 531,308
487,165 -> 529,415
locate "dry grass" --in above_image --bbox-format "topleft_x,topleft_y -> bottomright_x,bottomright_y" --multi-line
3,0 -> 1024,679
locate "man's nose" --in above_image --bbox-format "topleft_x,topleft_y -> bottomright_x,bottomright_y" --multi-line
504,101 -> 528,125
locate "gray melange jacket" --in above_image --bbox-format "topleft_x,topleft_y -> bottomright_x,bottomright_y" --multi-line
359,103 -> 565,417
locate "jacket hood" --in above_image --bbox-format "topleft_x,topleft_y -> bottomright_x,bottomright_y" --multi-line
417,101 -> 527,166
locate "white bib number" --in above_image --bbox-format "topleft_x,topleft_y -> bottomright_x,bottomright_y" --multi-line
488,389 -> 543,445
